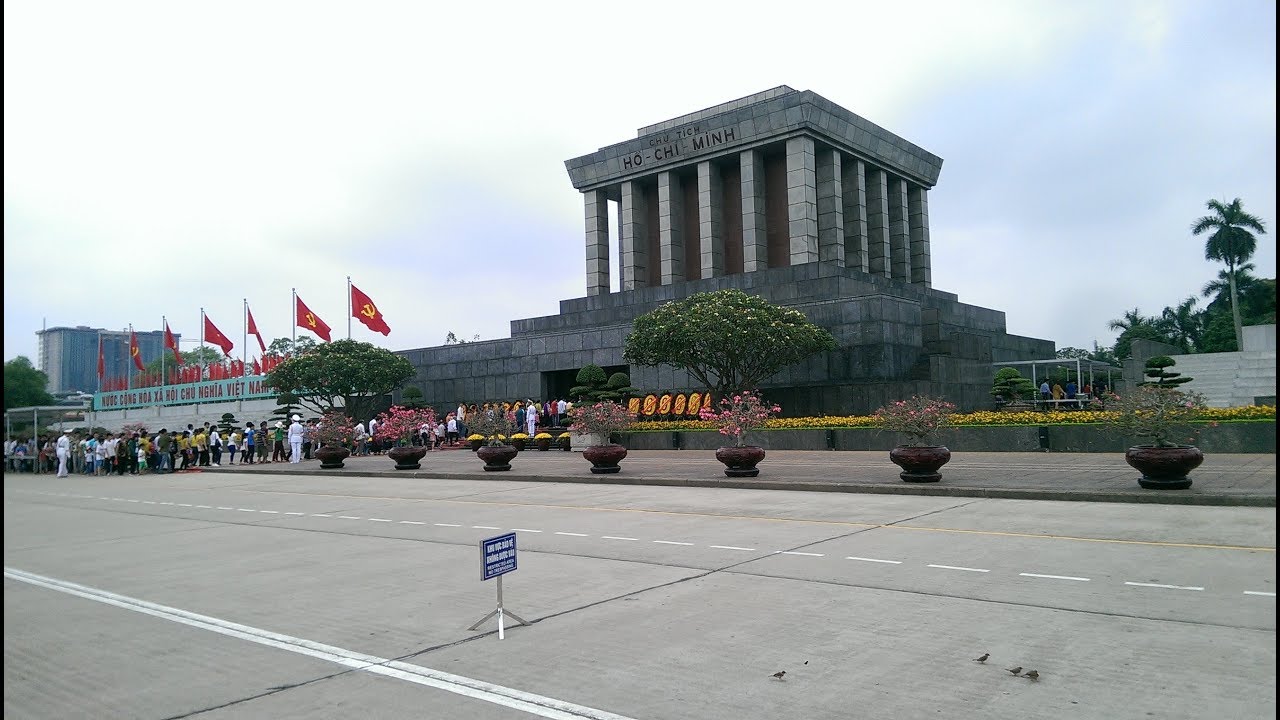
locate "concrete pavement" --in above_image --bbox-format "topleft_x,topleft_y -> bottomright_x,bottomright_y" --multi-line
204,446 -> 1277,507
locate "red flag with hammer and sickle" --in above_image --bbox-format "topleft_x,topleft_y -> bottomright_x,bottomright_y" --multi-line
350,283 -> 391,336
295,294 -> 332,342
129,330 -> 145,371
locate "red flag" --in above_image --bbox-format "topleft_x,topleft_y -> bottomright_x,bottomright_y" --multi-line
295,294 -> 332,341
246,304 -> 267,354
97,336 -> 105,380
252,357 -> 262,376
350,283 -> 391,336
164,321 -> 182,365
204,314 -> 234,355
129,330 -> 145,371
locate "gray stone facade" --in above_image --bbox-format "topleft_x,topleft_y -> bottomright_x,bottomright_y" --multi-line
394,88 -> 1053,416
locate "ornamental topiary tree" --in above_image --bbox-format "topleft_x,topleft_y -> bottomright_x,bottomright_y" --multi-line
1139,356 -> 1193,387
569,364 -> 609,401
267,339 -> 414,420
603,372 -> 639,400
990,368 -> 1036,405
624,289 -> 837,397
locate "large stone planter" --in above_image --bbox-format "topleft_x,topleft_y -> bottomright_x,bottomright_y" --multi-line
572,432 -> 607,450
477,444 -> 518,471
387,445 -> 427,470
888,445 -> 951,482
1125,445 -> 1203,489
314,446 -> 350,469
581,443 -> 628,474
715,445 -> 766,477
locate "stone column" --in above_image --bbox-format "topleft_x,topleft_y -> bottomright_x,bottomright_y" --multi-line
658,171 -> 684,285
786,136 -> 818,266
816,148 -> 844,265
864,167 -> 891,278
740,149 -> 767,272
697,161 -> 724,278
842,158 -> 869,273
888,177 -> 911,283
584,189 -> 610,296
908,185 -> 932,287
620,180 -> 648,291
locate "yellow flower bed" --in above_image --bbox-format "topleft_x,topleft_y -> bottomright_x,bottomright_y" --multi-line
626,406 -> 1275,432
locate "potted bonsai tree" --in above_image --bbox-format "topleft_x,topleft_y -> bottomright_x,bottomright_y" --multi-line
1107,384 -> 1207,489
373,406 -> 436,470
873,396 -> 956,482
466,409 -> 518,471
312,410 -> 355,469
699,391 -> 780,477
566,401 -> 635,474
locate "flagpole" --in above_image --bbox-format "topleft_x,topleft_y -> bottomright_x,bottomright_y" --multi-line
161,316 -> 167,387
128,324 -> 134,389
200,308 -> 206,381
347,276 -> 352,340
243,298 -> 248,371
97,330 -> 102,393
292,288 -> 297,345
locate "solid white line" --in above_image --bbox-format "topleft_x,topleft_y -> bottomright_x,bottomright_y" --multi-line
337,516 -> 363,520
368,518 -> 392,523
473,526 -> 501,530
1244,591 -> 1276,597
601,536 -> 638,541
1020,573 -> 1090,582
1125,581 -> 1203,591
847,556 -> 902,564
3,567 -> 637,720
709,545 -> 756,551
928,564 -> 989,573
556,532 -> 590,537
399,521 -> 426,525
653,540 -> 694,546
435,523 -> 462,527
781,551 -> 824,557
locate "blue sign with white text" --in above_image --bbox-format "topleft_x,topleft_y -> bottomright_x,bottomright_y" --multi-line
481,533 -> 518,580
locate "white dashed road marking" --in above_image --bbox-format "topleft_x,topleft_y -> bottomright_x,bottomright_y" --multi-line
847,556 -> 902,564
399,520 -> 426,525
510,528 -> 543,533
1020,573 -> 1090,582
1125,581 -> 1203,591
556,532 -> 589,537
601,536 -> 638,541
710,545 -> 755,551
928,564 -> 989,573
1244,591 -> 1276,597
473,526 -> 500,530
780,551 -> 824,557
435,523 -> 461,527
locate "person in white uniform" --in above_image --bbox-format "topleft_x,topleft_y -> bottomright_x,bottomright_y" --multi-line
288,415 -> 305,464
56,429 -> 72,477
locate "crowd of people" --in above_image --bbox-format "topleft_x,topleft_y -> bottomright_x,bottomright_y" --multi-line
1036,379 -> 1108,407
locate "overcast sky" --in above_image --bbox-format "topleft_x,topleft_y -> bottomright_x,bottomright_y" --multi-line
5,0 -> 1275,366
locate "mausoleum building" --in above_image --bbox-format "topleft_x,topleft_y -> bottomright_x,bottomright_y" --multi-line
396,87 -> 1053,414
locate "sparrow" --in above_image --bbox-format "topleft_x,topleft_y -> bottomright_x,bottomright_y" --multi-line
771,671 -> 786,680
973,653 -> 989,663
1006,667 -> 1023,675
1022,670 -> 1039,680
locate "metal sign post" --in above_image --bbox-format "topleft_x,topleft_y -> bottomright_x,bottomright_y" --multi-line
468,532 -> 529,639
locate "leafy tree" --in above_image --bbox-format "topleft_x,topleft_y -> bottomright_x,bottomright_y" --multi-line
1191,198 -> 1267,350
624,289 -> 838,396
4,357 -> 55,410
266,336 -> 318,357
1139,356 -> 1192,388
218,412 -> 238,436
604,372 -> 640,400
270,391 -> 304,427
143,347 -> 227,375
1055,347 -> 1092,360
990,367 -> 1036,405
266,339 -> 413,420
402,386 -> 427,409
445,331 -> 480,344
1201,263 -> 1256,300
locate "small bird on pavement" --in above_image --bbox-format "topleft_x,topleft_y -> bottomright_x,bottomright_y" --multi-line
771,671 -> 787,680
1022,670 -> 1039,680
973,653 -> 989,663
1006,666 -> 1023,675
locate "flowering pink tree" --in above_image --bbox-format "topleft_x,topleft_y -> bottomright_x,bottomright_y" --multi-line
567,401 -> 636,445
312,410 -> 355,448
873,396 -> 956,447
698,391 -> 780,447
373,406 -> 437,447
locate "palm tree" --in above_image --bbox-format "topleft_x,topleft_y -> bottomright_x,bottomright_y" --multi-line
1107,308 -> 1150,334
1201,263 -> 1256,300
1159,296 -> 1201,353
1191,198 -> 1267,350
